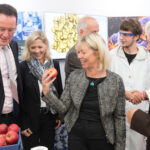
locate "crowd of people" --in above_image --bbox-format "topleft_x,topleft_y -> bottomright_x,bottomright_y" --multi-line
1,3 -> 150,150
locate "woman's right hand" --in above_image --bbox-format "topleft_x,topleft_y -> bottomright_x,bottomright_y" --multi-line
42,69 -> 56,96
21,128 -> 32,137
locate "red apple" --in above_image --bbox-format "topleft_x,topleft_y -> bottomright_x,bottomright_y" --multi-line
0,124 -> 8,134
8,124 -> 19,133
6,130 -> 18,145
0,136 -> 6,146
0,133 -> 6,139
48,67 -> 58,78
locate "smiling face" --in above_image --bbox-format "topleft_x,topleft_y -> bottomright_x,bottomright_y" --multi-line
29,39 -> 47,64
77,42 -> 99,70
0,14 -> 17,46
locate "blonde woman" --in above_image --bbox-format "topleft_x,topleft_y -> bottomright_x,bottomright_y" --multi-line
42,32 -> 126,150
20,30 -> 62,150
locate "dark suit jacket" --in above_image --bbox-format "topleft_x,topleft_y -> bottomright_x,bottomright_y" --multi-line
0,41 -> 23,122
20,60 -> 63,132
65,45 -> 82,79
131,109 -> 150,150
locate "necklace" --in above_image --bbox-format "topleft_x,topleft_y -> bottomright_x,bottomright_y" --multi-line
90,81 -> 95,86
89,78 -> 100,86
89,77 -> 106,86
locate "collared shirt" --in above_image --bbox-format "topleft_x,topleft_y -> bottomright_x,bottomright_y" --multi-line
38,60 -> 48,108
0,45 -> 17,114
38,80 -> 46,108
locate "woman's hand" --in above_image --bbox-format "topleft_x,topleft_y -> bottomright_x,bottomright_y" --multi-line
55,120 -> 62,129
21,128 -> 32,137
42,69 -> 56,96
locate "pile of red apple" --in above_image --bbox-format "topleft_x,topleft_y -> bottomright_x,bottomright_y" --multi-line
0,123 -> 19,146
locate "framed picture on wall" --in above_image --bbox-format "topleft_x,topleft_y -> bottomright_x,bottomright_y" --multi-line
13,11 -> 42,62
44,12 -> 108,59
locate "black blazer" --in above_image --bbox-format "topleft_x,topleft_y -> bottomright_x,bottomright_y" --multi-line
20,60 -> 63,131
0,41 -> 23,121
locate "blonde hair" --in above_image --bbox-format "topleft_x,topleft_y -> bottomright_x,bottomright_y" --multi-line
76,32 -> 110,71
22,30 -> 50,61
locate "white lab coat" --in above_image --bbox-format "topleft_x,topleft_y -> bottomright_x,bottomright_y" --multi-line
110,45 -> 150,150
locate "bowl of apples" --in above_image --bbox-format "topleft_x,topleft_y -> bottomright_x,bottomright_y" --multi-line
0,123 -> 21,150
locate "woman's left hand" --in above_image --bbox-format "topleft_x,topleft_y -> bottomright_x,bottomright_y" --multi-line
55,120 -> 62,129
42,69 -> 56,96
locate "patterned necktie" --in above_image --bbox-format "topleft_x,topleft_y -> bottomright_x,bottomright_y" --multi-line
3,46 -> 19,103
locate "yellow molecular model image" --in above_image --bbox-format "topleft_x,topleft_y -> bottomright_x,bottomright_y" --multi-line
51,14 -> 80,53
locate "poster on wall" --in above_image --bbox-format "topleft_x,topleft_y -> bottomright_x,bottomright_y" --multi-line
108,16 -> 150,51
44,12 -> 108,59
13,12 -> 42,62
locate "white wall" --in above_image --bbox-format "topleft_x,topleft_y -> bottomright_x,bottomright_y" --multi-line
1,0 -> 150,16
1,0 -> 150,87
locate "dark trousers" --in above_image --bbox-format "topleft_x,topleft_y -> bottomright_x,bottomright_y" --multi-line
22,112 -> 56,150
68,136 -> 114,150
147,138 -> 150,150
68,119 -> 114,150
0,112 -> 17,125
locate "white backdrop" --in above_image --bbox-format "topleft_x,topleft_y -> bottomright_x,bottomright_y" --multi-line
0,0 -> 150,16
1,0 -> 150,87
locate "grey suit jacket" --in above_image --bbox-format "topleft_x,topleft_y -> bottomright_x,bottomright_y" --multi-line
43,69 -> 126,150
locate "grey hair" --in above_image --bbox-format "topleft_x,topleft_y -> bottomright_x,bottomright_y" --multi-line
77,16 -> 96,35
77,19 -> 87,35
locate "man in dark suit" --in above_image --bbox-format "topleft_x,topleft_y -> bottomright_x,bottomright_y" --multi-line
65,16 -> 99,79
0,4 -> 22,125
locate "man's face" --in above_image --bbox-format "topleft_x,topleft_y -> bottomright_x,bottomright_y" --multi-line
119,30 -> 138,49
0,14 -> 17,46
80,19 -> 99,37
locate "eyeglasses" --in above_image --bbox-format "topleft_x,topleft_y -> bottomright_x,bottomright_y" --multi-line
0,27 -> 16,34
120,32 -> 135,37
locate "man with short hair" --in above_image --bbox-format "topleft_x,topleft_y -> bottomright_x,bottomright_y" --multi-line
110,19 -> 150,150
65,16 -> 99,79
0,4 -> 22,125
